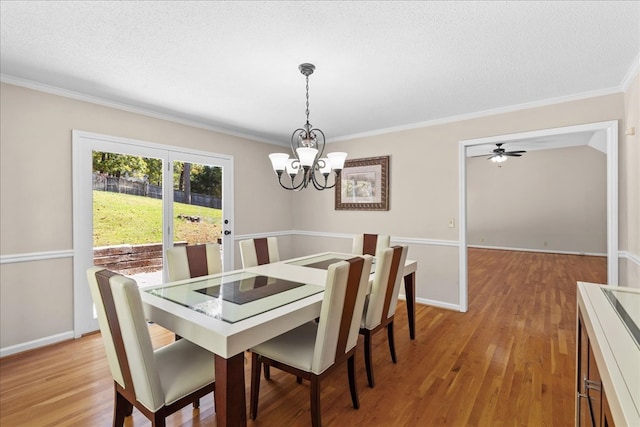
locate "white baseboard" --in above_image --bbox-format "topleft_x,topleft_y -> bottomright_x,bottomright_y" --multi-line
398,294 -> 461,312
0,331 -> 74,358
467,244 -> 607,257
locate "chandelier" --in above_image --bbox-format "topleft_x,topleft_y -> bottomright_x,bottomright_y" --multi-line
268,63 -> 347,191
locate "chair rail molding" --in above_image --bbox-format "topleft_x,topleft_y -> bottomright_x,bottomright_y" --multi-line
619,250 -> 640,267
286,230 -> 459,248
0,249 -> 74,264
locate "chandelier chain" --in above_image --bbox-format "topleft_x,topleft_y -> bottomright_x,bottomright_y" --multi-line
305,74 -> 310,125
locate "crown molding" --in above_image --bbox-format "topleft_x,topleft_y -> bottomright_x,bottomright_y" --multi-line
3,52 -> 637,147
328,86 -> 623,143
0,74 -> 280,145
620,53 -> 640,92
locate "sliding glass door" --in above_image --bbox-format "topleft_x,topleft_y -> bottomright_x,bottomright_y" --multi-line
73,131 -> 233,336
92,150 -> 166,286
170,152 -> 226,273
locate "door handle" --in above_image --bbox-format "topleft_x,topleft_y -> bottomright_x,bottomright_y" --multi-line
224,230 -> 231,235
584,378 -> 601,392
577,392 -> 597,427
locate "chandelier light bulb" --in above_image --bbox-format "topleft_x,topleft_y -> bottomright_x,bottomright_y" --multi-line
297,147 -> 318,167
285,159 -> 300,175
327,152 -> 347,170
269,153 -> 289,172
318,158 -> 332,175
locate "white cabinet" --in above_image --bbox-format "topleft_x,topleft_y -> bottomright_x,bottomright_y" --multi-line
576,282 -> 639,427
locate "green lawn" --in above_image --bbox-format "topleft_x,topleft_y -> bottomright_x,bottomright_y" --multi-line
93,191 -> 222,247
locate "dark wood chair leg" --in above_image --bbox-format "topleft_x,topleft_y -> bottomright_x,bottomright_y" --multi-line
264,364 -> 270,379
363,330 -> 375,388
250,352 -> 262,420
113,389 -> 129,426
387,321 -> 397,363
404,272 -> 416,339
193,398 -> 200,409
347,355 -> 359,409
296,376 -> 302,384
151,411 -> 166,427
124,398 -> 133,417
310,376 -> 321,427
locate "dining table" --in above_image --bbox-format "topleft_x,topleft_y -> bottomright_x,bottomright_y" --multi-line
140,252 -> 417,427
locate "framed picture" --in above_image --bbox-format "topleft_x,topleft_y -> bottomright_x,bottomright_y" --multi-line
335,156 -> 389,211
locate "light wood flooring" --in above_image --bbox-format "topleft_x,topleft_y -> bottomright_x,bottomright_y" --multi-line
0,249 -> 607,426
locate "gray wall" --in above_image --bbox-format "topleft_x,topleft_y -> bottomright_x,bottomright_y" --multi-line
0,82 -> 290,351
1,71 -> 638,354
467,145 -> 607,254
288,91 -> 632,308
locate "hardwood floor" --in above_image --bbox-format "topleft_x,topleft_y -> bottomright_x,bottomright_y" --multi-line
0,249 -> 606,426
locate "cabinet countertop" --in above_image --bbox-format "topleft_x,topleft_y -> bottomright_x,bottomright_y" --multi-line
577,282 -> 640,427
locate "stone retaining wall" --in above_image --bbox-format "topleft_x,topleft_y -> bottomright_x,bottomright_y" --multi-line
93,243 -> 166,275
93,241 -> 221,275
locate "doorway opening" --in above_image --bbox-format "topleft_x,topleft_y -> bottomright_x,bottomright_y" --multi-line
458,120 -> 618,312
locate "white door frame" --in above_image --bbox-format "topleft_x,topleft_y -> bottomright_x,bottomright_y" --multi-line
458,120 -> 618,312
72,130 -> 234,337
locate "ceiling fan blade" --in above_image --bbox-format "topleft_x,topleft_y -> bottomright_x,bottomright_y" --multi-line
504,153 -> 522,157
505,150 -> 527,154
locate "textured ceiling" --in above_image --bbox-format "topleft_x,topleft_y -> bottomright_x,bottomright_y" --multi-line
1,1 -> 639,146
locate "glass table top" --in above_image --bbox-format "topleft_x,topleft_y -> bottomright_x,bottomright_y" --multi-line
146,271 -> 323,324
603,287 -> 640,348
287,252 -> 376,273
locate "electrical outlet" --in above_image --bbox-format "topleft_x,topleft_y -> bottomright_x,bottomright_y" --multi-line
448,218 -> 455,228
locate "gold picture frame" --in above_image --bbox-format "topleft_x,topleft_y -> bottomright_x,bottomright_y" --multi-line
335,156 -> 389,211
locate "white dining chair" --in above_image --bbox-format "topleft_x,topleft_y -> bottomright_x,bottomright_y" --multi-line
86,266 -> 216,426
352,233 -> 390,257
166,243 -> 222,281
249,255 -> 373,427
239,237 -> 280,268
359,244 -> 408,387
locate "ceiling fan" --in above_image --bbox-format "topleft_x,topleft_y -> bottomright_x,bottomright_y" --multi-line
481,143 -> 527,163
